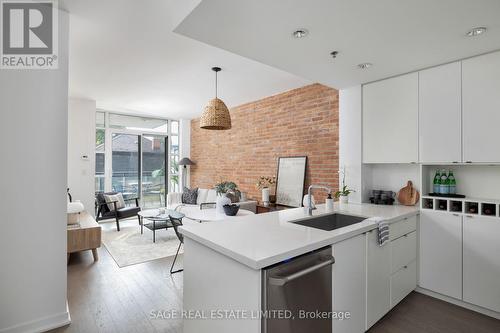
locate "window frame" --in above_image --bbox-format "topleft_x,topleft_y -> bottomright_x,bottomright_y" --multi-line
95,110 -> 181,202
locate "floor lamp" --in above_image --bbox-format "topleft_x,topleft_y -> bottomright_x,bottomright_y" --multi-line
178,157 -> 194,189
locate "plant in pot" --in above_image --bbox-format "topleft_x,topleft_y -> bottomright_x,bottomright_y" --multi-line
334,166 -> 355,204
214,180 -> 241,214
256,176 -> 276,205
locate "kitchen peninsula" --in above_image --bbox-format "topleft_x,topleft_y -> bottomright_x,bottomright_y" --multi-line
179,203 -> 419,333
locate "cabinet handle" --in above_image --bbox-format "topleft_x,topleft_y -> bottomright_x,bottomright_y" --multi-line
452,161 -> 459,164
465,161 -> 472,164
466,215 -> 474,219
452,213 -> 460,217
403,217 -> 408,221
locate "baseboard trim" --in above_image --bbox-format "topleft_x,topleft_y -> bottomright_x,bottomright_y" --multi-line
0,303 -> 71,333
415,287 -> 500,320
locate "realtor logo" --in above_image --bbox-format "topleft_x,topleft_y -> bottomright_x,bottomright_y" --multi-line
1,0 -> 58,69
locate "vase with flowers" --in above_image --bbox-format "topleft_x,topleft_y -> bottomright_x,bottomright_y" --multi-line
334,166 -> 355,204
256,176 -> 276,205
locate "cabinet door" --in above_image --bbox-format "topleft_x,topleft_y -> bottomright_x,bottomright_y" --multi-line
390,260 -> 417,307
463,215 -> 500,312
363,73 -> 418,163
366,230 -> 391,330
419,62 -> 462,163
462,51 -> 500,162
419,211 -> 462,299
332,234 -> 366,333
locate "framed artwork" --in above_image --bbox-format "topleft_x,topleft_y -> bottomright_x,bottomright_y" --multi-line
275,156 -> 307,207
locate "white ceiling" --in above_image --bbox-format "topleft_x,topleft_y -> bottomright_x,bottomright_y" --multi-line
175,0 -> 500,89
61,0 -> 310,119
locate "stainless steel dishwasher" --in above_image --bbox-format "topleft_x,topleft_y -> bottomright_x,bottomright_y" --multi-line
262,246 -> 334,333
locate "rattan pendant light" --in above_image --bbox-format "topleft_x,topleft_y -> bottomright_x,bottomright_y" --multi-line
200,67 -> 231,130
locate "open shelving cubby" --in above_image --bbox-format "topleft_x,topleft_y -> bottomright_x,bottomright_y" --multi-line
420,195 -> 500,218
420,164 -> 500,218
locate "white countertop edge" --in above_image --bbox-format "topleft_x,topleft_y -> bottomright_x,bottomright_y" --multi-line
180,207 -> 419,270
181,222 -> 372,269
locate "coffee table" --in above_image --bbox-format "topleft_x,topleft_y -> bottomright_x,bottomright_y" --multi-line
138,208 -> 185,243
176,205 -> 255,223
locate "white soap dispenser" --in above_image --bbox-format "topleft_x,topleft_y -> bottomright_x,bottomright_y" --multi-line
325,193 -> 334,212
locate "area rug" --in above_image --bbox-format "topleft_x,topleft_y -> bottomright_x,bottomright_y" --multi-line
102,220 -> 183,268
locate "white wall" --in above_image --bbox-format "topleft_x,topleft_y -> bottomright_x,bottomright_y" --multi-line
179,118 -> 191,188
339,86 -> 363,203
364,164 -> 421,204
0,10 -> 70,333
68,99 -> 96,216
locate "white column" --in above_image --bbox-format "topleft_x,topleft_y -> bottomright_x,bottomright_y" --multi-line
67,98 -> 97,216
0,9 -> 70,332
339,85 -> 364,204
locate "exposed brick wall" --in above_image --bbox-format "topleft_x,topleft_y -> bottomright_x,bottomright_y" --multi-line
190,83 -> 339,203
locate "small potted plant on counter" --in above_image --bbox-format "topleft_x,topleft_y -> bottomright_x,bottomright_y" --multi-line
335,166 -> 355,204
256,176 -> 276,206
215,180 -> 241,214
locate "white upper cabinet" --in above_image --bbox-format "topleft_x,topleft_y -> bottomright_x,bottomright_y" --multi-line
363,73 -> 418,163
462,51 -> 500,163
419,62 -> 462,163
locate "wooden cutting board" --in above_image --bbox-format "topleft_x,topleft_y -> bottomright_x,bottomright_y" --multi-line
398,181 -> 420,206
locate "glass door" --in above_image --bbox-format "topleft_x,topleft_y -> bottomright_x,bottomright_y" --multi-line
142,135 -> 167,208
111,133 -> 141,204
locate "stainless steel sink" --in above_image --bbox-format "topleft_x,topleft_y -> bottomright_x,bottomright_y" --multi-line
292,213 -> 366,231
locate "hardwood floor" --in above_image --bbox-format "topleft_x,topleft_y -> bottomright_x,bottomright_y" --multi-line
53,243 -> 500,333
369,292 -> 500,333
52,242 -> 183,333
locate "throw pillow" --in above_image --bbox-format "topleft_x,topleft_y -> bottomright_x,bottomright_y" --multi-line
105,193 -> 126,211
182,187 -> 198,204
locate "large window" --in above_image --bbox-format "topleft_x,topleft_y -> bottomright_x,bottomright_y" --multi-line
94,112 -> 179,207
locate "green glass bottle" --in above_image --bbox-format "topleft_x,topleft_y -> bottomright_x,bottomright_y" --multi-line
448,170 -> 456,194
433,170 -> 441,193
440,169 -> 449,195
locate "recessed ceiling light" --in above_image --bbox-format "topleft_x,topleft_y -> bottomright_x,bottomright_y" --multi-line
358,63 -> 373,69
466,27 -> 487,37
292,29 -> 308,39
330,51 -> 339,58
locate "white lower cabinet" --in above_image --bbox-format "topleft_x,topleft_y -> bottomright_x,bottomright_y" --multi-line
463,215 -> 500,312
366,217 -> 418,330
391,231 -> 416,273
390,260 -> 417,307
390,227 -> 417,308
331,217 -> 418,332
332,234 -> 366,333
419,211 -> 462,299
366,229 -> 391,330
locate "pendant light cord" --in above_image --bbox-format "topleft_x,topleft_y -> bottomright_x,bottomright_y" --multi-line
215,70 -> 218,99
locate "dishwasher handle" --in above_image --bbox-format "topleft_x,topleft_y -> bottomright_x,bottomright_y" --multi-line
268,256 -> 335,286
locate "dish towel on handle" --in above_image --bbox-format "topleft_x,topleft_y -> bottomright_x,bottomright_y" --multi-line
377,221 -> 390,246
367,217 -> 390,246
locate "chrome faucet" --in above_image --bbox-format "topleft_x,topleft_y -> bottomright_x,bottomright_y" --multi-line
307,185 -> 332,215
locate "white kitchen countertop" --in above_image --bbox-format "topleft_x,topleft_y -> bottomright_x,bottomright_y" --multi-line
179,202 -> 419,270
